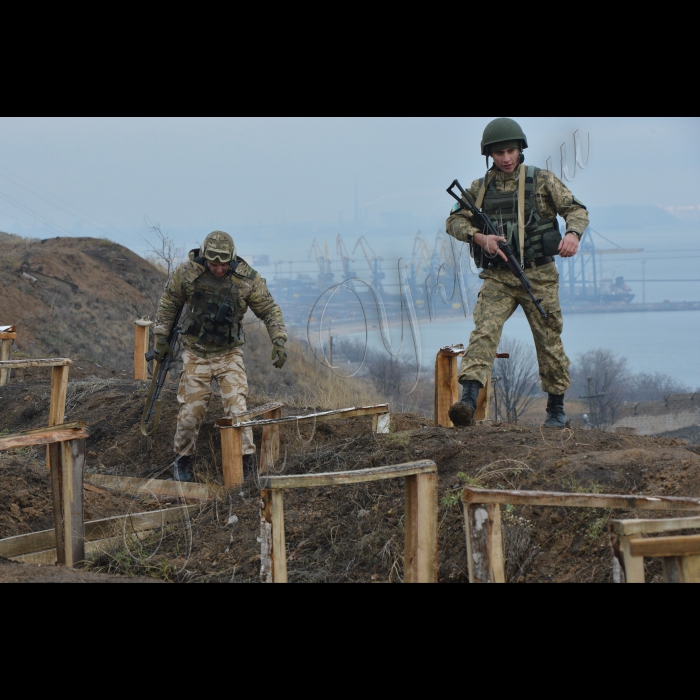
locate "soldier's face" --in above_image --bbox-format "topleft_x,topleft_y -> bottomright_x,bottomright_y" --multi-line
208,261 -> 229,277
491,148 -> 520,173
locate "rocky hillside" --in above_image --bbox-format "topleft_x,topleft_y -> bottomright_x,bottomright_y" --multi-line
0,233 -> 166,369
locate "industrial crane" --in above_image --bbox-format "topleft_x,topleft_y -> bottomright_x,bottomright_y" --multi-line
353,236 -> 385,293
336,234 -> 357,283
309,239 -> 335,290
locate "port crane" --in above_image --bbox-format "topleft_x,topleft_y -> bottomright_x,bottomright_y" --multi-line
353,236 -> 385,293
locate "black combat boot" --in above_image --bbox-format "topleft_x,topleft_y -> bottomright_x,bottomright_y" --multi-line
544,394 -> 567,428
243,454 -> 256,481
448,380 -> 482,427
172,454 -> 194,482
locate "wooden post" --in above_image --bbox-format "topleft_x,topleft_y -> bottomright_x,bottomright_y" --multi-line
221,427 -> 244,488
474,377 -> 492,422
47,363 -> 70,471
260,489 -> 288,583
62,438 -> 85,567
0,329 -> 15,387
260,407 -> 282,473
434,346 -> 464,427
404,472 -> 438,583
663,555 -> 700,583
48,442 -> 66,565
610,533 -> 646,584
134,320 -> 152,381
464,502 -> 505,583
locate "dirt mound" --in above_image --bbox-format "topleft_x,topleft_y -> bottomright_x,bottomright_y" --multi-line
3,369 -> 700,583
0,233 -> 165,369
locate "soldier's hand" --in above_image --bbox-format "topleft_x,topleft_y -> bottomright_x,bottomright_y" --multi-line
559,232 -> 580,258
474,232 -> 508,261
271,342 -> 287,369
154,336 -> 171,362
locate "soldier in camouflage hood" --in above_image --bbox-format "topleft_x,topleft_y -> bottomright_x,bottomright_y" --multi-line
154,231 -> 287,481
446,118 -> 588,429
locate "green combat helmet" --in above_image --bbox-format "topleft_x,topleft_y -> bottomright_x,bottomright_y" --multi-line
201,230 -> 236,264
481,118 -> 528,156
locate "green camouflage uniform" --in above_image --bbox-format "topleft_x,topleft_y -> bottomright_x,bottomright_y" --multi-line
155,251 -> 287,456
446,168 -> 589,395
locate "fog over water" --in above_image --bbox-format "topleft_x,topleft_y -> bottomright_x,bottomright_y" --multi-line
1,117 -> 698,387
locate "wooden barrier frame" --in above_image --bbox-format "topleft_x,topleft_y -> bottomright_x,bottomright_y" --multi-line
462,487 -> 700,584
259,460 -> 438,584
0,504 -> 197,564
216,403 -> 390,488
0,423 -> 88,567
610,516 -> 700,583
0,325 -> 17,387
134,319 -> 153,381
434,347 -> 510,426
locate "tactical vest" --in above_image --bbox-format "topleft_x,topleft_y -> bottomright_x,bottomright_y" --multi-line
179,269 -> 245,348
479,166 -> 562,265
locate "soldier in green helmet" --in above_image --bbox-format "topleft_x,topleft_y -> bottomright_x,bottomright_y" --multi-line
154,231 -> 287,481
446,118 -> 589,428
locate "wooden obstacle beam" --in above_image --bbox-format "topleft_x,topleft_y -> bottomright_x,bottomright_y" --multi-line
0,324 -> 16,387
134,319 -> 153,381
0,505 -> 198,563
216,403 -> 390,489
259,460 -> 438,584
0,421 -> 86,567
85,474 -> 218,501
462,487 -> 700,584
610,516 -> 700,584
434,347 -> 510,426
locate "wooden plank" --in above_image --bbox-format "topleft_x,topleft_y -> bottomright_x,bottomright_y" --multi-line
611,516 -> 700,536
0,505 -> 198,558
221,426 -> 244,488
434,352 -> 459,428
134,321 -> 150,381
0,358 -> 71,370
271,490 -> 288,583
49,364 -> 70,427
474,377 -> 491,422
260,490 -> 274,583
630,534 -> 700,558
85,474 -> 217,500
464,502 -> 505,583
48,442 -> 65,565
0,426 -> 89,452
610,533 -> 646,584
404,472 -> 438,583
61,439 -> 85,566
218,404 -> 390,430
11,536 -> 122,564
463,487 -> 700,512
216,402 -> 285,426
0,332 -> 17,340
0,337 -> 11,386
260,407 -> 282,473
260,460 -> 437,491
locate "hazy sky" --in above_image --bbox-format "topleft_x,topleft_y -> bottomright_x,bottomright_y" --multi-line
0,117 -> 698,253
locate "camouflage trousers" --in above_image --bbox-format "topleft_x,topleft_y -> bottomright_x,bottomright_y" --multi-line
458,263 -> 571,395
174,348 -> 255,457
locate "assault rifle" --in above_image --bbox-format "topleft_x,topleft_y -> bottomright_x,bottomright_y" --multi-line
447,179 -> 548,320
140,317 -> 180,437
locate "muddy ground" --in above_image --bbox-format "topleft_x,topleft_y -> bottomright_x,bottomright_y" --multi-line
2,369 -> 700,583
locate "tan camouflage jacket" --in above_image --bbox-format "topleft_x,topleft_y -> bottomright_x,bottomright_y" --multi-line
155,250 -> 287,355
446,167 -> 589,243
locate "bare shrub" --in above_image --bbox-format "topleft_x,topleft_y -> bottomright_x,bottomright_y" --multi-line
625,372 -> 693,402
570,349 -> 629,428
493,336 -> 540,424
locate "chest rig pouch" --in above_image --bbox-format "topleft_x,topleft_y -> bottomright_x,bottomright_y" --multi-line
180,271 -> 244,347
477,166 -> 562,267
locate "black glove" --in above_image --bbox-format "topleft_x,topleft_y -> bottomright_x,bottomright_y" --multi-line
154,336 -> 171,362
271,341 -> 287,369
